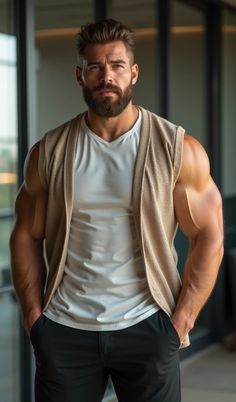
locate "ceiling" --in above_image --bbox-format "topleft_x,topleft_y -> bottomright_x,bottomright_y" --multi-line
0,0 -> 235,35
34,0 -> 157,30
34,0 -> 236,31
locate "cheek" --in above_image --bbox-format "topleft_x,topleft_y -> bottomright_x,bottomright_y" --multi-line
116,71 -> 133,84
83,70 -> 99,81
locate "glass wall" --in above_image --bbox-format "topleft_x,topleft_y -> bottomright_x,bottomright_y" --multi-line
0,0 -> 17,280
0,290 -> 20,402
34,0 -> 93,140
222,9 -> 236,197
170,0 -> 206,148
112,0 -> 160,114
33,0 -> 159,143
0,0 -> 20,401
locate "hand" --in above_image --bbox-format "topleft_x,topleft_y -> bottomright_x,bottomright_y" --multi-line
170,313 -> 193,344
23,309 -> 42,334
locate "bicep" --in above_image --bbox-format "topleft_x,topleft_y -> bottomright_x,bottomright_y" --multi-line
13,184 -> 47,241
174,134 -> 223,240
174,178 -> 223,240
13,144 -> 47,241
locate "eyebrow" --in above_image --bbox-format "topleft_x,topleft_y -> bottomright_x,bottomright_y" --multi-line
110,59 -> 126,64
86,61 -> 102,66
86,59 -> 127,66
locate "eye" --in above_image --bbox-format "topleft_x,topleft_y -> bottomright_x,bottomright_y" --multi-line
113,63 -> 124,69
87,64 -> 100,72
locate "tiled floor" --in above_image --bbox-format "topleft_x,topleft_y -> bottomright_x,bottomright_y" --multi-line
181,344 -> 236,402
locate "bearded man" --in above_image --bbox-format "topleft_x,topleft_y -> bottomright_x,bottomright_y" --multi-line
10,19 -> 223,402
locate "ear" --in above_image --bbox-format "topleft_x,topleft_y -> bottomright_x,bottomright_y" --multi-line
76,66 -> 83,85
131,63 -> 139,85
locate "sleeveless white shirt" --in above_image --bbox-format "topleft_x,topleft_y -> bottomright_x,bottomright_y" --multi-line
45,112 -> 159,330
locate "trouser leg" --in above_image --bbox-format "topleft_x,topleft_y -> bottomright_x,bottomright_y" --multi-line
30,315 -> 109,402
30,310 -> 181,402
108,310 -> 181,402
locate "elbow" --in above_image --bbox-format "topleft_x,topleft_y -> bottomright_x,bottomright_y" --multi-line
219,243 -> 224,266
198,227 -> 224,266
213,232 -> 224,268
9,225 -> 33,252
218,224 -> 224,262
9,228 -> 17,252
9,224 -> 23,248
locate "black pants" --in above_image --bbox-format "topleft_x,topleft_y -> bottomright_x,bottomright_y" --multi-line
30,310 -> 181,402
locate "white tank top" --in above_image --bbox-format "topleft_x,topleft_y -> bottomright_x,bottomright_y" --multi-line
45,112 -> 159,330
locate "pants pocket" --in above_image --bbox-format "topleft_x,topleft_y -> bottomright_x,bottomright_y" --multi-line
30,314 -> 44,339
159,310 -> 181,347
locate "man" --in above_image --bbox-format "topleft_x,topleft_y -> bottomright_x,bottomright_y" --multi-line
10,19 -> 223,402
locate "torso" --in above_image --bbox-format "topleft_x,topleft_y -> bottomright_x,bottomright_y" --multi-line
44,111 -> 159,330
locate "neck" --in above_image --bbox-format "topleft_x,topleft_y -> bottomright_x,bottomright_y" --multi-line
85,103 -> 139,142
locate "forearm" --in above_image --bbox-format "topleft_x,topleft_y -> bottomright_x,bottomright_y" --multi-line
10,230 -> 46,325
172,232 -> 224,336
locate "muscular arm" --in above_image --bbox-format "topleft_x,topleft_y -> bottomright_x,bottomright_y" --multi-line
172,134 -> 224,343
10,143 -> 47,332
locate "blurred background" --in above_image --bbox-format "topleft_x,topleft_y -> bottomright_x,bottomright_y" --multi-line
0,0 -> 236,401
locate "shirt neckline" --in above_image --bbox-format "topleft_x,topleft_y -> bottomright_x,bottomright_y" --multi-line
81,110 -> 142,146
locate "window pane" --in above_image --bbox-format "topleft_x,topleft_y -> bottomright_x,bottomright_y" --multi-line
0,5 -> 18,269
222,9 -> 236,196
111,0 -> 160,114
170,0 -> 206,148
0,218 -> 13,270
34,0 -> 93,138
0,1 -> 19,399
0,9 -> 17,269
0,291 -> 20,402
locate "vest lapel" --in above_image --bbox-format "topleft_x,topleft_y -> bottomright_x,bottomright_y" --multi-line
132,107 -> 151,248
63,114 -> 83,230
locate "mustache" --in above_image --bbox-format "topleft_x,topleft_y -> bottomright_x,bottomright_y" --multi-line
93,83 -> 122,94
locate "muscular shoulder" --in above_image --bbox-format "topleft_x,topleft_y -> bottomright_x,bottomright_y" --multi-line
24,142 -> 43,195
175,134 -> 222,234
178,134 -> 210,191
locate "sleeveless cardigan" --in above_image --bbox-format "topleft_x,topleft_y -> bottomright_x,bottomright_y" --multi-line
38,106 -> 189,347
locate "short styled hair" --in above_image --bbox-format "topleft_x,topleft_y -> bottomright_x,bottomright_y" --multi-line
76,19 -> 135,61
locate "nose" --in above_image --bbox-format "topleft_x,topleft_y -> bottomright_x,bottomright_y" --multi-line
100,65 -> 113,84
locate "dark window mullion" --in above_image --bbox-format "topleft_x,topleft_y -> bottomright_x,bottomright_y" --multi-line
15,0 -> 28,187
14,1 -> 32,402
94,0 -> 112,21
157,0 -> 171,119
206,3 -> 222,188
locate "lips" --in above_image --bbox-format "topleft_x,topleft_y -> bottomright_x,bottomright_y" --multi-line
99,89 -> 117,95
94,84 -> 121,96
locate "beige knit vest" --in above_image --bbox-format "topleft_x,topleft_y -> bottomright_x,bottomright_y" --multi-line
38,106 -> 189,347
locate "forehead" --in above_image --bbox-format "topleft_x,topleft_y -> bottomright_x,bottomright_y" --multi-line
82,41 -> 131,63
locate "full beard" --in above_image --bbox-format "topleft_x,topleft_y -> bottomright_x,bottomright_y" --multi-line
82,81 -> 133,118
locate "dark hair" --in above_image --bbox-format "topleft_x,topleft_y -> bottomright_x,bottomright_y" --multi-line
76,19 -> 135,60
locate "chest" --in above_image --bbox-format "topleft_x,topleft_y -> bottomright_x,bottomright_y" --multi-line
73,129 -> 140,211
